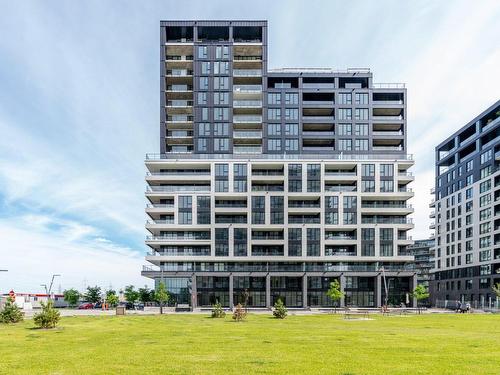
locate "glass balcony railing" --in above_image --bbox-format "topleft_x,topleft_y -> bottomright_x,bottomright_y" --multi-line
233,146 -> 262,154
147,185 -> 210,192
233,131 -> 262,138
167,100 -> 193,107
166,55 -> 194,61
233,85 -> 262,93
166,69 -> 193,76
166,85 -> 193,91
145,153 -> 414,161
166,115 -> 194,122
233,100 -> 262,107
233,115 -> 262,123
233,69 -> 262,77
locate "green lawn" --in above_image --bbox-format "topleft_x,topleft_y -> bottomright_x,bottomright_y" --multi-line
0,313 -> 499,374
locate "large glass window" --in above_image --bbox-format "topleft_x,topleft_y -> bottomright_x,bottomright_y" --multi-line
268,93 -> 281,105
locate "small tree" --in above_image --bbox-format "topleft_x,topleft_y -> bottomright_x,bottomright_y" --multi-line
63,288 -> 80,307
33,300 -> 60,329
211,300 -> 226,318
412,284 -> 430,314
232,303 -> 246,322
492,283 -> 500,307
273,298 -> 287,319
138,286 -> 153,304
326,279 -> 345,313
105,290 -> 119,308
0,297 -> 24,324
154,282 -> 170,314
85,286 -> 101,304
124,285 -> 140,304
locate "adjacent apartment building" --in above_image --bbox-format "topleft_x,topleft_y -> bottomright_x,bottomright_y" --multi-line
405,239 -> 435,289
430,100 -> 500,306
142,20 -> 416,309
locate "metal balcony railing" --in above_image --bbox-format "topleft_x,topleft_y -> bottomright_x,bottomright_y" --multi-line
147,185 -> 210,192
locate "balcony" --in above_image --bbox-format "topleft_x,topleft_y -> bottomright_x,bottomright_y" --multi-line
233,85 -> 262,93
373,131 -> 404,136
146,185 -> 210,193
166,115 -> 193,123
166,69 -> 193,77
372,146 -> 404,152
166,100 -> 193,107
146,203 -> 175,209
361,203 -> 412,209
361,217 -> 413,225
146,170 -> 210,176
233,100 -> 262,108
146,234 -> 210,241
302,83 -> 335,90
372,115 -> 404,121
234,56 -> 262,61
302,100 -> 335,107
233,131 -> 262,139
166,131 -> 193,138
233,146 -> 262,154
398,171 -> 413,177
325,185 -> 357,192
145,220 -> 175,225
302,116 -> 335,123
303,131 -> 335,137
233,115 -> 262,124
166,85 -> 193,92
166,55 -> 193,61
233,69 -> 262,77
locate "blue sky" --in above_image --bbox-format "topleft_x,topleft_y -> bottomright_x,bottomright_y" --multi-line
0,0 -> 499,292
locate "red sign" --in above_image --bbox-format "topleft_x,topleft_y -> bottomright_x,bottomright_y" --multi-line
8,290 -> 15,300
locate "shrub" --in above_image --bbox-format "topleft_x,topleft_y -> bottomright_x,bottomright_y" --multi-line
211,300 -> 226,318
232,303 -> 246,322
33,300 -> 60,329
273,298 -> 287,319
0,297 -> 24,324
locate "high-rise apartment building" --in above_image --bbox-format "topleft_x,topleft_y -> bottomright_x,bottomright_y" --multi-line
429,100 -> 500,306
142,20 -> 416,309
405,239 -> 435,289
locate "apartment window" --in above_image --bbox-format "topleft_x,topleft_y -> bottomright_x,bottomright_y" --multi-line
307,228 -> 320,256
197,196 -> 211,224
307,164 -> 321,192
198,123 -> 210,136
197,46 -> 208,59
267,109 -> 283,123
251,196 -> 265,224
362,164 -> 375,177
380,180 -> 394,193
268,124 -> 281,136
338,93 -> 352,105
480,180 -> 491,193
362,180 -> 375,192
380,164 -> 394,177
285,123 -> 299,136
215,164 -> 229,192
479,194 -> 491,207
325,196 -> 339,225
214,123 -> 229,136
270,196 -> 284,224
355,93 -> 368,105
355,139 -> 368,151
285,139 -> 299,151
338,123 -> 352,136
215,228 -> 229,256
214,92 -> 229,105
285,108 -> 299,120
197,92 -> 207,104
215,46 -> 229,59
355,108 -> 369,120
214,76 -> 229,90
268,93 -> 281,105
214,138 -> 229,152
288,164 -> 302,192
465,160 -> 474,172
213,61 -> 229,75
268,139 -> 282,151
197,138 -> 208,152
233,164 -> 247,192
233,228 -> 247,257
285,93 -> 299,105
480,149 -> 492,164
214,107 -> 229,121
338,108 -> 352,120
479,222 -> 491,234
338,139 -> 352,151
201,61 -> 211,74
288,228 -> 302,256
178,196 -> 192,225
355,123 -> 368,136
480,166 -> 492,179
480,208 -> 491,220
199,77 -> 209,90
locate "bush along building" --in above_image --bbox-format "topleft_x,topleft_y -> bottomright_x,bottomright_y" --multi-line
142,20 -> 416,309
430,100 -> 500,308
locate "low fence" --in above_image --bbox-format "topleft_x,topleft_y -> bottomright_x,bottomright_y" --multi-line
435,299 -> 500,311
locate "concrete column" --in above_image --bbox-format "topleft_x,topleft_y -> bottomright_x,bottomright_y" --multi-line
340,274 -> 346,308
266,274 -> 271,308
302,275 -> 308,308
229,274 -> 234,308
191,274 -> 197,309
411,274 -> 418,308
376,274 -> 382,308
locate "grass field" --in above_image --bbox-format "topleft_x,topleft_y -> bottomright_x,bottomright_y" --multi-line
0,313 -> 499,375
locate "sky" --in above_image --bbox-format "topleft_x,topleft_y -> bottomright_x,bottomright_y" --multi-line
0,0 -> 499,293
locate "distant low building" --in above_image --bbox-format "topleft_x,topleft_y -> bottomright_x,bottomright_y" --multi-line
1,293 -> 68,309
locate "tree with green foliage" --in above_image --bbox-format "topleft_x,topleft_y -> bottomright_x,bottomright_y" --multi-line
63,288 -> 80,307
154,282 -> 170,314
492,283 -> 500,303
211,300 -> 225,318
412,284 -> 430,314
326,279 -> 345,313
138,286 -> 154,303
124,285 -> 139,304
105,290 -> 119,308
0,297 -> 24,324
232,303 -> 246,322
85,286 -> 102,304
33,300 -> 60,329
273,298 -> 287,319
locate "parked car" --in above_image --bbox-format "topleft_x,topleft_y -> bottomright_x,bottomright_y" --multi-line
94,302 -> 102,309
78,303 -> 94,310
